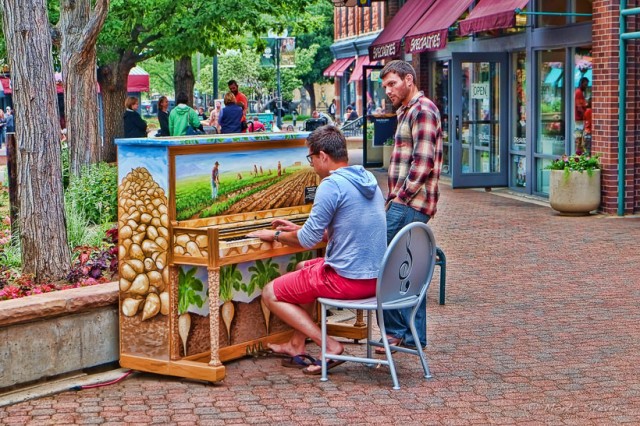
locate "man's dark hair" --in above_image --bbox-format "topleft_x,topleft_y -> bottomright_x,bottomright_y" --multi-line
176,92 -> 189,104
579,77 -> 589,86
380,60 -> 417,83
307,125 -> 348,162
228,79 -> 238,87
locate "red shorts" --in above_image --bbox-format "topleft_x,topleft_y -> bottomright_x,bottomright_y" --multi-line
273,257 -> 377,305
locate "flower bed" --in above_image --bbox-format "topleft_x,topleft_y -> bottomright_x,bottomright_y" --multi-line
0,186 -> 118,300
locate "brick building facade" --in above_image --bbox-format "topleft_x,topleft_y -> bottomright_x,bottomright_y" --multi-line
328,0 -> 640,214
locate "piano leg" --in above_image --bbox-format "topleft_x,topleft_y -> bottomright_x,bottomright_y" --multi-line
208,267 -> 222,367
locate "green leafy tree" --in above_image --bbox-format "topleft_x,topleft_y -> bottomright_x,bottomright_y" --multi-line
291,1 -> 334,111
96,0 -> 320,162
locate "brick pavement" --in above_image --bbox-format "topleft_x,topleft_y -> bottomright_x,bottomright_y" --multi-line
1,173 -> 640,424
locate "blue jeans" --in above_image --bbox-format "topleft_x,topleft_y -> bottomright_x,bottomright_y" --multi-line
383,202 -> 430,347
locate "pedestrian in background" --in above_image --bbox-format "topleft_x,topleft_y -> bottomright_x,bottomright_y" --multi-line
218,92 -> 243,134
5,107 -> 14,134
123,96 -> 147,138
156,96 -> 170,136
328,99 -> 336,120
169,92 -> 203,136
0,110 -> 6,149
228,79 -> 248,130
377,59 -> 443,353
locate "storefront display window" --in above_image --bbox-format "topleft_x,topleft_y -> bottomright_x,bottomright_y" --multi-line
537,50 -> 565,157
536,158 -> 553,194
573,47 -> 592,153
432,60 -> 450,175
513,52 -> 526,153
512,52 -> 526,187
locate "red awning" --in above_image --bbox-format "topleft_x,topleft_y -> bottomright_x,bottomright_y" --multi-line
0,77 -> 11,95
459,0 -> 529,36
126,66 -> 150,92
334,58 -> 355,78
322,58 -> 353,78
348,56 -> 377,84
0,67 -> 150,96
368,0 -> 438,62
404,0 -> 475,55
323,61 -> 340,78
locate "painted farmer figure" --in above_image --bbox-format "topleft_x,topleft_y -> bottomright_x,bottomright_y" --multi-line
211,161 -> 220,200
379,60 -> 443,352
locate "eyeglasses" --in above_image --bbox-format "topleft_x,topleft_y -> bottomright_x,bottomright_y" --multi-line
306,153 -> 317,164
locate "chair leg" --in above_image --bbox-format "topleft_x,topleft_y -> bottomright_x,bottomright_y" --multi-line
378,320 -> 401,390
408,318 -> 431,380
436,247 -> 446,305
320,303 -> 329,382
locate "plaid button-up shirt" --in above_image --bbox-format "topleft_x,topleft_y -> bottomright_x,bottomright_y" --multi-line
387,91 -> 443,217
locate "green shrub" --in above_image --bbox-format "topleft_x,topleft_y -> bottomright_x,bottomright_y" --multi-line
65,162 -> 118,225
65,199 -> 107,250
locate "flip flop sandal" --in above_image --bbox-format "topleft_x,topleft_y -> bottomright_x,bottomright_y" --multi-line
281,354 -> 317,369
302,359 -> 346,376
374,337 -> 403,355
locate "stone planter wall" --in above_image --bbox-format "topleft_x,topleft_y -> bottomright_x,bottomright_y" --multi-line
549,169 -> 601,215
0,282 -> 119,391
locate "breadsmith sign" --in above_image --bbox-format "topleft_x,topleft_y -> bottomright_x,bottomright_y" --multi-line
405,29 -> 448,54
369,41 -> 399,62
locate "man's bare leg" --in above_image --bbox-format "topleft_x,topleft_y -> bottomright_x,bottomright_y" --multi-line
262,282 -> 343,357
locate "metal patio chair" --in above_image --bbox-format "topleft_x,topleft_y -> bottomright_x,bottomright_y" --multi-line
317,222 -> 437,390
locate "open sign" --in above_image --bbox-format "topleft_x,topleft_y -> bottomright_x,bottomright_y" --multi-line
471,83 -> 490,99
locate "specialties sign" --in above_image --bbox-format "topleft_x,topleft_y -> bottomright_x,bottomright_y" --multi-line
406,29 -> 447,54
370,42 -> 399,61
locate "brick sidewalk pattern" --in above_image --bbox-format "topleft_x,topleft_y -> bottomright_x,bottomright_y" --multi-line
1,175 -> 639,424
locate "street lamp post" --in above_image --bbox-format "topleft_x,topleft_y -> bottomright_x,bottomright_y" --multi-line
275,37 -> 282,129
268,29 -> 287,129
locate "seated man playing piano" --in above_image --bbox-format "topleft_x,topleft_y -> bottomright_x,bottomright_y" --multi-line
247,125 -> 386,375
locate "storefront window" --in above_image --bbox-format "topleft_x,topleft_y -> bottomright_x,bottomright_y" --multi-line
573,47 -> 592,153
537,0 -> 593,27
536,158 -> 553,194
575,0 -> 593,23
537,50 -> 565,157
432,60 -> 450,175
537,0 -> 567,26
513,52 -> 526,153
512,52 -> 526,188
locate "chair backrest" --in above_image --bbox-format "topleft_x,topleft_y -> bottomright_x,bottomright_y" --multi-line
376,222 -> 437,306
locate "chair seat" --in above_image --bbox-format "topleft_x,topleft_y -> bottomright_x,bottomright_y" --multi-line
318,295 -> 420,311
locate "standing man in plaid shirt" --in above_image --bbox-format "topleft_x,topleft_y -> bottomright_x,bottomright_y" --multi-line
377,60 -> 443,353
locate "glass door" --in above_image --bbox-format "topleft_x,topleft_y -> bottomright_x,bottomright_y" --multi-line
451,53 -> 508,188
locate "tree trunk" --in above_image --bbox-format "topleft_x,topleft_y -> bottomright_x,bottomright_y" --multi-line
304,83 -> 316,113
60,0 -> 109,175
174,56 -> 195,106
97,60 -> 135,163
1,0 -> 71,281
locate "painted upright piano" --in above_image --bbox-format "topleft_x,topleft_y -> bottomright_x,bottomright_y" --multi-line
116,131 -> 366,383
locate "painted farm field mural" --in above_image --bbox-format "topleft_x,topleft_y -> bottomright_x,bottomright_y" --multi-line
174,147 -> 318,220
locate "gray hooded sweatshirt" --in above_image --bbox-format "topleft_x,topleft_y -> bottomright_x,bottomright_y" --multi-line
298,165 -> 387,279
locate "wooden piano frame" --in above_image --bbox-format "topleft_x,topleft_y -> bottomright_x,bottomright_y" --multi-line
116,133 -> 366,383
